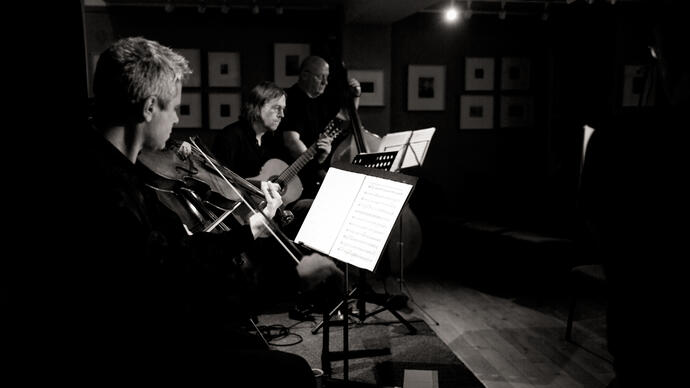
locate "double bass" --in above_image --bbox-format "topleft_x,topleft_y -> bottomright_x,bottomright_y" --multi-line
330,73 -> 423,277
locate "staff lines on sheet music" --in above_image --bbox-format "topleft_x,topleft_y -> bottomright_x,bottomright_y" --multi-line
334,246 -> 370,263
325,173 -> 367,257
350,213 -> 390,229
343,227 -> 382,246
347,218 -> 388,235
343,229 -> 378,252
364,182 -> 406,196
354,204 -> 395,218
337,239 -> 376,258
361,193 -> 399,209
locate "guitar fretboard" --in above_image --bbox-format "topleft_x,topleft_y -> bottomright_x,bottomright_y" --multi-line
277,118 -> 343,184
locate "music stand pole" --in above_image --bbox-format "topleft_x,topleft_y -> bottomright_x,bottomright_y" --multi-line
395,132 -> 440,326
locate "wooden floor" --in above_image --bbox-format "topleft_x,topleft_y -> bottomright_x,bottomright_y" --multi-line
390,269 -> 615,388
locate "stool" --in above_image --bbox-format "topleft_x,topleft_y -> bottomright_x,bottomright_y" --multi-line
565,264 -> 607,341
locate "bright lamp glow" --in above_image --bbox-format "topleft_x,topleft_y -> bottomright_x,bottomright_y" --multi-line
444,6 -> 460,22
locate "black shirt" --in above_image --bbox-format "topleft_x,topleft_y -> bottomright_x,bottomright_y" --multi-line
212,118 -> 287,178
62,128 -> 301,373
278,84 -> 341,197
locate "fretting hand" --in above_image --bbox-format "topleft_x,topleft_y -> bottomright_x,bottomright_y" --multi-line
315,133 -> 334,164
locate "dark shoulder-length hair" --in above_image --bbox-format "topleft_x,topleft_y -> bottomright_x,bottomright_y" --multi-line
241,81 -> 286,123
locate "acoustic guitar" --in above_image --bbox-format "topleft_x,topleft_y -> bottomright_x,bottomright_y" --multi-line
246,117 -> 345,204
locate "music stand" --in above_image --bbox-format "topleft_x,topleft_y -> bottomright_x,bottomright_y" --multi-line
334,151 -> 421,332
377,127 -> 435,173
294,162 -> 418,385
376,127 -> 440,326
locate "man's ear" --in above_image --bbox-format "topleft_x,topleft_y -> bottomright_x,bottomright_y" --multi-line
142,96 -> 158,122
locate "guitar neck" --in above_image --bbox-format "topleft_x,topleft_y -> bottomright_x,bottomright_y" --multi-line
278,118 -> 342,184
278,142 -> 320,184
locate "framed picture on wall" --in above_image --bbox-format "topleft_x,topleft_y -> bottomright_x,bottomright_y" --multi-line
176,48 -> 202,87
465,57 -> 495,91
348,69 -> 384,106
208,93 -> 241,129
208,52 -> 241,87
500,57 -> 531,90
177,92 -> 202,129
407,65 -> 446,111
460,95 -> 494,130
274,43 -> 310,88
500,95 -> 534,128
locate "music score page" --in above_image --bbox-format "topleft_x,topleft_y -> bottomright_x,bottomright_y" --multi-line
295,167 -> 413,271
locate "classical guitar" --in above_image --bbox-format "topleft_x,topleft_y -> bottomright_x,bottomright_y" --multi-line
247,117 -> 345,204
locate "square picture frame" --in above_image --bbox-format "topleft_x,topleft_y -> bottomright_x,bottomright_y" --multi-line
501,57 -> 531,90
177,92 -> 203,129
407,65 -> 446,111
208,93 -> 241,130
348,69 -> 385,106
500,95 -> 534,128
208,52 -> 241,87
465,57 -> 495,91
176,48 -> 202,87
460,95 -> 494,130
274,43 -> 310,88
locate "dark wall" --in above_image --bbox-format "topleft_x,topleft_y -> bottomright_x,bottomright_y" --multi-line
343,24 -> 392,136
390,3 -> 652,233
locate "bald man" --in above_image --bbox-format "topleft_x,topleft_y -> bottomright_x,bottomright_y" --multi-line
278,55 -> 360,199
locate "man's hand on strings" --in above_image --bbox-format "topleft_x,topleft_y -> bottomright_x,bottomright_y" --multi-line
248,181 -> 282,239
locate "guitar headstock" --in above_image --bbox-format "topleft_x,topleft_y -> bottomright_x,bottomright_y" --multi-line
324,117 -> 345,139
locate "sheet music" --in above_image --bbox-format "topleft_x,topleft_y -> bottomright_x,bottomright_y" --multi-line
377,127 -> 435,171
295,167 -> 413,271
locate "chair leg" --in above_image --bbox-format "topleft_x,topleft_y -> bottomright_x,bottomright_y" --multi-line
565,294 -> 576,341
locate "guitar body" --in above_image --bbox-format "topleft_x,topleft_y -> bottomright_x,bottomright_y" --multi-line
248,158 -> 303,205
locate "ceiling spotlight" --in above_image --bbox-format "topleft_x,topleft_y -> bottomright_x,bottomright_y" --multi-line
444,0 -> 460,23
609,0 -> 617,4
444,7 -> 459,22
566,0 -> 577,4
586,0 -> 594,4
